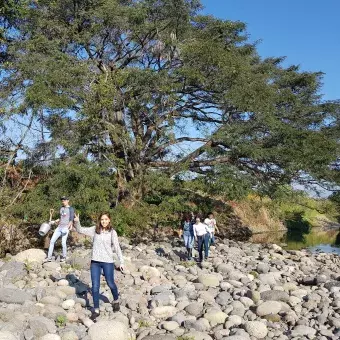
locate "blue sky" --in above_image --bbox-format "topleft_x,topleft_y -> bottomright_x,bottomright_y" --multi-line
201,0 -> 340,101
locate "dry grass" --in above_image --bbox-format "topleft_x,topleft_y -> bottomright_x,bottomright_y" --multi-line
232,196 -> 285,233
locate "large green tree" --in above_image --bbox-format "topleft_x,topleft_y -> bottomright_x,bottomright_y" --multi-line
1,0 -> 339,207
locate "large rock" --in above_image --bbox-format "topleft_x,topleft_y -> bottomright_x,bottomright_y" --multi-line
40,296 -> 61,305
88,320 -> 128,340
0,261 -> 26,283
183,319 -> 210,332
43,305 -> 67,319
40,335 -> 61,340
244,321 -> 268,339
140,266 -> 161,280
258,272 -> 281,285
256,301 -> 282,316
151,306 -> 178,319
14,249 -> 46,263
0,331 -> 19,340
29,316 -> 57,338
67,251 -> 91,270
204,311 -> 228,324
0,288 -> 33,304
184,331 -> 213,340
151,292 -> 175,306
151,285 -> 172,294
43,262 -> 61,271
143,336 -> 176,340
56,286 -> 76,296
260,290 -> 289,302
225,315 -> 243,329
291,325 -> 317,338
256,263 -> 270,274
324,281 -> 340,290
230,301 -> 245,317
162,321 -> 179,331
216,263 -> 233,274
185,302 -> 204,317
215,291 -> 232,306
197,274 -> 221,287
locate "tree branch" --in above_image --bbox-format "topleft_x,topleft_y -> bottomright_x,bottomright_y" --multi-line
148,137 -> 210,158
148,156 -> 231,170
1,113 -> 34,190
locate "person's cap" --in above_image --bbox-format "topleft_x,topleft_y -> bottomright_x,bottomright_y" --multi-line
60,196 -> 69,200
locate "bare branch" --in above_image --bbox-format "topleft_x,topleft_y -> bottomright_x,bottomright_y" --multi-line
4,170 -> 33,210
148,137 -> 210,158
1,113 -> 34,190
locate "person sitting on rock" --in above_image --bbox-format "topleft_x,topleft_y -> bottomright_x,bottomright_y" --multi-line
46,196 -> 74,262
193,216 -> 211,263
73,212 -> 124,321
181,213 -> 194,260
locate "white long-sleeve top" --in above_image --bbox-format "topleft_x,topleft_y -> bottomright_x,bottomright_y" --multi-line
204,218 -> 217,233
193,222 -> 210,238
74,220 -> 124,264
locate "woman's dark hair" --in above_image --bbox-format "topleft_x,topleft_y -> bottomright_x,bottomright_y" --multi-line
182,213 -> 191,222
95,212 -> 113,234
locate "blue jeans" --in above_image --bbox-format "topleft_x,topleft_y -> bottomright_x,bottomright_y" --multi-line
197,234 -> 210,262
204,233 -> 210,258
210,233 -> 215,245
91,261 -> 119,309
183,233 -> 194,249
48,228 -> 69,258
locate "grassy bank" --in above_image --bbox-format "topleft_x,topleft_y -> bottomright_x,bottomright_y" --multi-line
230,189 -> 339,235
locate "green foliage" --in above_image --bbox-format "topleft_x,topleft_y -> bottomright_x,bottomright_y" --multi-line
249,271 -> 258,278
1,0 -> 338,199
259,186 -> 339,227
24,259 -> 33,272
176,336 -> 195,340
83,238 -> 92,248
138,320 -> 152,328
181,260 -> 196,268
330,191 -> 340,207
10,158 -> 116,225
55,314 -> 66,327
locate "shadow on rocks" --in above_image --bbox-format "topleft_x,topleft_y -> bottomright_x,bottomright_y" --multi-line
49,273 -> 110,307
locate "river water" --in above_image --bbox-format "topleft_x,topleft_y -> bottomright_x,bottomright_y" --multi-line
250,228 -> 340,255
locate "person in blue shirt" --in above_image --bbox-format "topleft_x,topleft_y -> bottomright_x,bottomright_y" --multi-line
181,213 -> 194,260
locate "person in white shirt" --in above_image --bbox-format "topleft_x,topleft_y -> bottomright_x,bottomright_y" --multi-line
204,212 -> 220,246
193,217 -> 211,263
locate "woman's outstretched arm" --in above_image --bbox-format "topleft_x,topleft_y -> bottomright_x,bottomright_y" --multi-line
73,214 -> 95,237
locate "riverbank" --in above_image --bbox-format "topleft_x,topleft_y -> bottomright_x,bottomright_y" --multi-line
1,238 -> 340,339
251,227 -> 340,254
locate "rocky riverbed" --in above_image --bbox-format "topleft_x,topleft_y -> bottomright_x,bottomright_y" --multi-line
1,238 -> 340,340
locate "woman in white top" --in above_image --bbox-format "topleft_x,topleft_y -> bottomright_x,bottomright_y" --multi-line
74,212 -> 124,321
193,217 -> 211,263
204,212 -> 220,246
